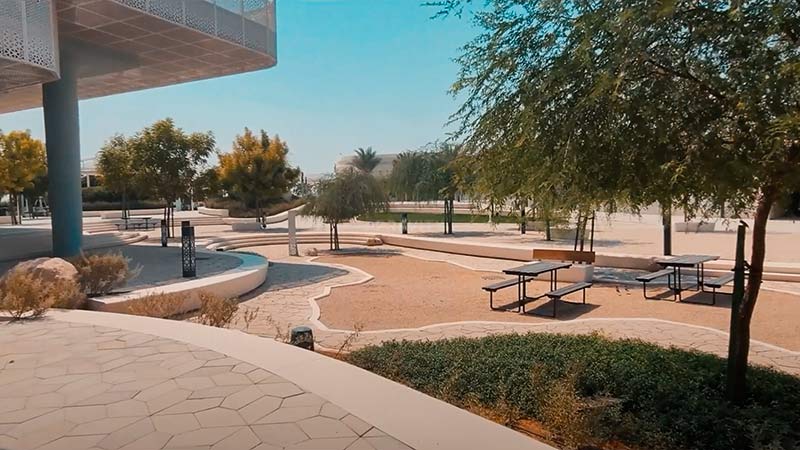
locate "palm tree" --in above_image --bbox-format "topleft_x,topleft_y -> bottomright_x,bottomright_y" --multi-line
352,147 -> 380,173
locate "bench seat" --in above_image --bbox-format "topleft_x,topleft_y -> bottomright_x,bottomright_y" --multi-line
546,282 -> 592,299
482,279 -> 521,292
636,268 -> 674,299
701,272 -> 736,305
703,273 -> 734,288
635,269 -> 673,282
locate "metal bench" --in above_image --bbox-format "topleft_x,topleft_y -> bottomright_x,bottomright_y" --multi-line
702,272 -> 735,305
483,278 -> 530,310
635,269 -> 673,299
539,282 -> 592,317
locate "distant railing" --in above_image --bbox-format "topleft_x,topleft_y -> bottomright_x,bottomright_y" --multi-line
117,0 -> 276,55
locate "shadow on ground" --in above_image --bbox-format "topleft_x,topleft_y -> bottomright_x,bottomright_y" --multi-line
239,261 -> 348,301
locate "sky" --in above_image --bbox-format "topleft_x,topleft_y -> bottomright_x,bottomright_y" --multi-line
0,0 -> 477,175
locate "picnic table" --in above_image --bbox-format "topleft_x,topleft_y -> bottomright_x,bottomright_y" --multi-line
117,217 -> 154,231
503,261 -> 572,313
655,254 -> 719,301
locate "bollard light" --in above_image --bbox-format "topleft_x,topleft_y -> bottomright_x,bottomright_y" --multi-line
290,326 -> 314,351
181,221 -> 196,278
401,212 -> 408,235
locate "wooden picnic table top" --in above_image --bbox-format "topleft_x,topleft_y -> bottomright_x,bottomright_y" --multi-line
655,254 -> 719,267
503,261 -> 572,276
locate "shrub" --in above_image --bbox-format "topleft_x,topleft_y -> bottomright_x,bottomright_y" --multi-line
126,292 -> 185,319
348,333 -> 800,450
196,292 -> 238,328
0,268 -> 83,318
71,252 -> 140,296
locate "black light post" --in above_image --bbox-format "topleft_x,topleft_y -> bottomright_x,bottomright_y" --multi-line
401,212 -> 408,235
181,220 -> 196,278
160,219 -> 168,247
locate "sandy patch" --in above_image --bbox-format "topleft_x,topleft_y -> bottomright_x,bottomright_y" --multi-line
316,253 -> 800,351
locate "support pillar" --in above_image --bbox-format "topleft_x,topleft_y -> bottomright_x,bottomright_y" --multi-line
43,48 -> 82,257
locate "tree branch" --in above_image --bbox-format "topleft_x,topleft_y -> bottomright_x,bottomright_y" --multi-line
644,58 -> 727,102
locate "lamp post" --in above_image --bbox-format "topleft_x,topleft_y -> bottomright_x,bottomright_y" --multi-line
401,212 -> 408,235
181,220 -> 196,278
160,219 -> 168,247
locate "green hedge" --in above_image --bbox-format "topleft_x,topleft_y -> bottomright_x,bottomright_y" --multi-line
348,333 -> 800,450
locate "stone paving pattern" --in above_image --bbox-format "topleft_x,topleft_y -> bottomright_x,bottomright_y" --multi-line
231,248 -> 800,377
0,319 -> 413,450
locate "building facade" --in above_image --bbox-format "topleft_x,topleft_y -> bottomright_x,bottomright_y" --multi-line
0,0 -> 277,256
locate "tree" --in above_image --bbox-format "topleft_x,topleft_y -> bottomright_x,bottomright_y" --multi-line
352,147 -> 380,173
128,119 -> 215,236
192,167 -> 221,203
303,168 -> 388,250
0,130 -> 46,225
440,0 -> 800,401
217,128 -> 300,222
388,143 -> 459,234
96,135 -> 135,219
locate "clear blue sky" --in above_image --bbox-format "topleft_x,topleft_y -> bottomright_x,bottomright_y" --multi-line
0,0 -> 476,174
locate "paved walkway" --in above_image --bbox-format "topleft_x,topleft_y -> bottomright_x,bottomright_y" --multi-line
232,248 -> 800,377
0,319 -> 412,450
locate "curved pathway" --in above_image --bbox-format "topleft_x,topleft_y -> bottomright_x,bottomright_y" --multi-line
233,249 -> 800,377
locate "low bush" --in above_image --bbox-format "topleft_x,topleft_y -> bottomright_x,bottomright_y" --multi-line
205,197 -> 303,218
126,292 -> 185,319
71,252 -> 140,296
348,333 -> 800,450
0,268 -> 83,318
196,292 -> 238,328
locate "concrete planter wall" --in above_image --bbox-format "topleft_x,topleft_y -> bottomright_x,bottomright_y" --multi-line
674,221 -> 716,233
559,264 -> 594,283
198,206 -> 229,217
0,216 -> 12,225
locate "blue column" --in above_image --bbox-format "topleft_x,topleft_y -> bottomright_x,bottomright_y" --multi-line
42,49 -> 82,257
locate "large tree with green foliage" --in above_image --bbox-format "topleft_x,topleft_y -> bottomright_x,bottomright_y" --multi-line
388,143 -> 459,234
0,130 -> 46,225
218,128 -> 300,223
96,134 -> 135,219
128,119 -> 215,235
303,168 -> 388,250
440,0 -> 800,401
352,147 -> 380,173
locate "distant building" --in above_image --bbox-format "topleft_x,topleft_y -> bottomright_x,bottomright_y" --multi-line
334,153 -> 398,178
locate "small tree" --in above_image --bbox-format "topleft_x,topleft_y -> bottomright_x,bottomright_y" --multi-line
352,147 -> 380,173
218,128 -> 300,222
303,168 -> 388,250
128,119 -> 215,236
0,130 -> 46,225
96,135 -> 135,219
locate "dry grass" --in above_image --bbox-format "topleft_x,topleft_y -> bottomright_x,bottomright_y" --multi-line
197,292 -> 239,328
126,292 -> 185,319
0,268 -> 84,319
71,252 -> 140,296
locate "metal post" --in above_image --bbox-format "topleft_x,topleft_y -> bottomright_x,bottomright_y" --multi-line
160,219 -> 168,247
287,210 -> 298,256
401,212 -> 408,234
181,221 -> 196,278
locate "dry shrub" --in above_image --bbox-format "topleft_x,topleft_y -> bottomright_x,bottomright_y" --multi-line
536,369 -> 610,450
127,292 -> 185,319
0,268 -> 83,319
71,252 -> 140,296
197,292 -> 238,328
304,247 -> 319,257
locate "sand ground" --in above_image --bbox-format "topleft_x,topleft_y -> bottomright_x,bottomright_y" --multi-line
316,253 -> 800,351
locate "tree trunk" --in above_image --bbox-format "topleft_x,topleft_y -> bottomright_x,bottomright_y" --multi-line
9,194 -> 18,225
333,222 -> 340,251
727,187 -> 775,403
329,222 -> 334,251
520,206 -> 526,234
545,219 -> 551,241
661,201 -> 672,256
